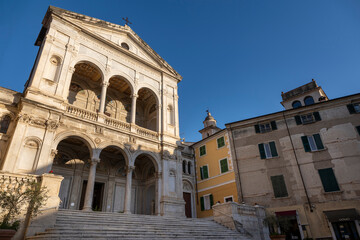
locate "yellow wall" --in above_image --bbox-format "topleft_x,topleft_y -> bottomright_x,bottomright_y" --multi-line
194,132 -> 238,218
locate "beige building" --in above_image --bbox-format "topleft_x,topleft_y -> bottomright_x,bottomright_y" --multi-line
225,81 -> 360,239
0,6 -> 188,217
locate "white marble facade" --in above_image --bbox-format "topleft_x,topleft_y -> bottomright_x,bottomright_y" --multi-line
0,6 -> 187,216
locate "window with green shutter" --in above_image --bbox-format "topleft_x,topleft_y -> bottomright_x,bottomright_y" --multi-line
255,121 -> 278,134
217,137 -> 225,148
318,168 -> 340,192
270,175 -> 288,198
201,194 -> 213,210
295,112 -> 321,125
200,196 -> 205,211
203,165 -> 209,179
259,141 -> 278,159
220,158 -> 229,173
200,166 -> 204,180
302,134 -> 324,152
199,145 -> 206,156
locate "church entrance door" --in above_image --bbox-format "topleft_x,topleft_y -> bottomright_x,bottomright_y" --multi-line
79,181 -> 104,211
183,192 -> 192,218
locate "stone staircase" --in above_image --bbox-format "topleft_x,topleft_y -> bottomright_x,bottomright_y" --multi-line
27,209 -> 252,240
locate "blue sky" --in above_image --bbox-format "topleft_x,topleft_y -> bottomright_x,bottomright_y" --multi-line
1,0 -> 359,142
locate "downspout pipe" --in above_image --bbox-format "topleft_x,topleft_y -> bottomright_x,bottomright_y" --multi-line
229,125 -> 244,203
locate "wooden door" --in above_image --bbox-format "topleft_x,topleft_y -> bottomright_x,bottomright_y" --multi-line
183,192 -> 192,218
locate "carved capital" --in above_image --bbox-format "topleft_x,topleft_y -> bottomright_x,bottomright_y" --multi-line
50,149 -> 58,158
155,172 -> 162,179
68,66 -> 76,74
126,165 -> 135,173
46,120 -> 59,131
102,81 -> 110,87
89,158 -> 101,164
131,94 -> 139,99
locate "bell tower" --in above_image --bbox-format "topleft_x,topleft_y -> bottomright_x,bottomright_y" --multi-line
199,110 -> 221,139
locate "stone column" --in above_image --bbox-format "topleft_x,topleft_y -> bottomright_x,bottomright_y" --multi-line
99,82 -> 109,114
156,104 -> 162,133
82,158 -> 100,211
155,172 -> 162,216
124,166 -> 135,214
130,94 -> 138,124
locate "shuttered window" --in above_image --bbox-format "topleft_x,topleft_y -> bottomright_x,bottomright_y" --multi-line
294,112 -> 321,125
258,141 -> 278,159
199,145 -> 206,156
356,126 -> 360,136
301,134 -> 324,152
271,175 -> 288,198
200,165 -> 209,180
220,158 -> 229,173
217,137 -> 225,148
318,168 -> 340,192
254,121 -> 277,133
200,194 -> 214,211
347,103 -> 360,114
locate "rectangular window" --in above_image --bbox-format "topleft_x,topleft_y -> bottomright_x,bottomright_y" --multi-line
258,141 -> 278,159
318,168 -> 340,192
200,165 -> 209,180
356,126 -> 360,135
219,158 -> 229,173
347,103 -> 360,114
295,112 -> 321,125
224,196 -> 233,202
301,134 -> 324,152
200,194 -> 214,211
271,175 -> 288,198
255,121 -> 277,133
217,137 -> 225,148
199,145 -> 206,156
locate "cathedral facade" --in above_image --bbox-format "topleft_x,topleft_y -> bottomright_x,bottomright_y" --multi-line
0,6 -> 192,217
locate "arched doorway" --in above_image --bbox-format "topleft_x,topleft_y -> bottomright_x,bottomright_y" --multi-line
134,154 -> 157,215
183,180 -> 194,218
52,136 -> 91,209
136,88 -> 158,131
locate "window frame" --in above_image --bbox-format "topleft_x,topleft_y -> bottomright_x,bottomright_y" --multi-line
318,168 -> 340,193
199,145 -> 206,157
270,175 -> 289,198
347,103 -> 360,114
219,158 -> 229,174
217,136 -> 225,149
304,96 -> 315,106
224,195 -> 233,203
255,121 -> 277,134
200,194 -> 214,211
258,141 -> 278,159
295,112 -> 321,125
301,134 -> 325,152
200,165 -> 209,180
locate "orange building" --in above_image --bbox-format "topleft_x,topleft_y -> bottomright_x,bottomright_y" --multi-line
192,112 -> 238,218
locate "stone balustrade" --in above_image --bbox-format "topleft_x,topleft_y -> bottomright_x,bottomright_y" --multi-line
212,202 -> 270,240
136,125 -> 159,140
66,105 -> 97,121
104,116 -> 131,131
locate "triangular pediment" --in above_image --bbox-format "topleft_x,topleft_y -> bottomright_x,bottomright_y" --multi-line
46,6 -> 181,80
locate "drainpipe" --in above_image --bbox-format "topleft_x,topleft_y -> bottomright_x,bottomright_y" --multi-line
282,112 -> 313,212
229,126 -> 244,203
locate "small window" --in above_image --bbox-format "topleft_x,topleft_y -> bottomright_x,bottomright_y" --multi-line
182,161 -> 187,174
121,42 -> 129,50
347,103 -> 360,114
292,101 -> 302,109
301,134 -> 324,152
356,126 -> 360,135
304,96 -> 315,106
219,158 -> 229,174
199,145 -> 206,156
188,162 -> 191,174
258,141 -> 278,159
294,112 -> 321,125
224,196 -> 233,202
271,175 -> 288,198
318,168 -> 340,192
200,194 -> 214,211
255,121 -> 277,133
217,137 -> 225,148
0,115 -> 11,134
200,165 -> 209,180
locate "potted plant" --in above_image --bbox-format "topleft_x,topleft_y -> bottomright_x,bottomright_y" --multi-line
0,179 -> 47,240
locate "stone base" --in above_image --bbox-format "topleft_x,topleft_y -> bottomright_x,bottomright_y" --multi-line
160,197 -> 185,217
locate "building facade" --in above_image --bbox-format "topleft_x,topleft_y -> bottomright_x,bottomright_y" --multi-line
0,6 -> 188,217
226,81 -> 360,239
193,112 -> 238,218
